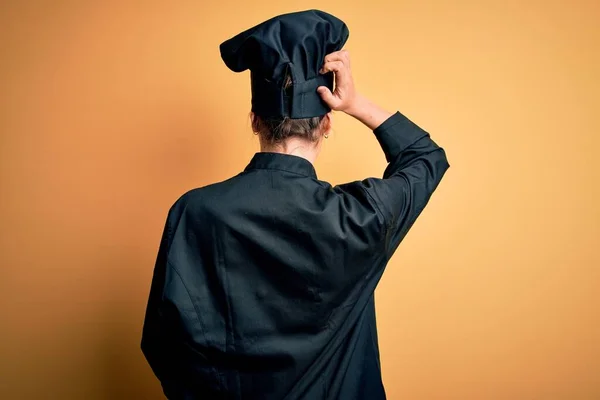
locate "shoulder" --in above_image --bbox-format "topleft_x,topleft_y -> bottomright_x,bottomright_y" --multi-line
166,172 -> 246,218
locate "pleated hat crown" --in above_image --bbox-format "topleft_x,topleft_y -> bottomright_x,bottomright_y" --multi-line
219,9 -> 349,119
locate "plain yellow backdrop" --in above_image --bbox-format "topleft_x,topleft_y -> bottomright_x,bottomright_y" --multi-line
1,1 -> 598,399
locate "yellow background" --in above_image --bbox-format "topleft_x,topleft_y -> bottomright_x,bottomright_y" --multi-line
1,1 -> 598,399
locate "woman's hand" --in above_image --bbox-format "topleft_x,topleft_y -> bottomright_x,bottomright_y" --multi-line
317,49 -> 393,130
317,50 -> 358,113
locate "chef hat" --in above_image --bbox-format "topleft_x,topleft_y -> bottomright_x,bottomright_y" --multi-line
219,9 -> 350,119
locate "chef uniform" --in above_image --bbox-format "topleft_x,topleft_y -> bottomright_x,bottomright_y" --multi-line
141,9 -> 450,400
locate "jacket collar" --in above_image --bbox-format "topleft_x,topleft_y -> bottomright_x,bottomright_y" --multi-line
244,152 -> 317,179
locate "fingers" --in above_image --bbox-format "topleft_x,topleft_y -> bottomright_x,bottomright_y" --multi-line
320,60 -> 345,75
323,49 -> 351,65
320,49 -> 350,76
317,86 -> 341,109
317,49 -> 354,112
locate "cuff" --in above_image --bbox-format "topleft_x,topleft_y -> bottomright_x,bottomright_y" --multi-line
373,111 -> 430,162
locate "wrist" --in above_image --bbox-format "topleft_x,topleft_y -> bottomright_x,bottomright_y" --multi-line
344,93 -> 367,118
344,93 -> 393,131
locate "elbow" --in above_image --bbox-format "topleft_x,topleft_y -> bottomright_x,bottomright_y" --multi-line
438,147 -> 450,173
429,147 -> 450,185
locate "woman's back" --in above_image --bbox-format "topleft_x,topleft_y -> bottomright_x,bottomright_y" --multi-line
141,9 -> 450,400
142,113 -> 449,399
144,151 -> 385,398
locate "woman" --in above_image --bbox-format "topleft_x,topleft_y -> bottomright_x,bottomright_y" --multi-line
141,10 -> 450,400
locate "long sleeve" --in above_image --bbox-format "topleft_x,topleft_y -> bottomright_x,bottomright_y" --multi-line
365,111 -> 450,259
140,213 -> 174,385
334,110 -> 450,264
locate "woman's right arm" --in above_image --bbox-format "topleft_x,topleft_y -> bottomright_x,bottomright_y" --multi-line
357,107 -> 450,260
319,50 -> 450,263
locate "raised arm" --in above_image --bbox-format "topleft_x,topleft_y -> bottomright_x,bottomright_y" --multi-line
318,50 -> 450,262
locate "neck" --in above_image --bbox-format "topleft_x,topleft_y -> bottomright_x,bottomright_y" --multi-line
259,137 -> 321,164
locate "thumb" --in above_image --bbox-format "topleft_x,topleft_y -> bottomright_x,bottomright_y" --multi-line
317,86 -> 338,109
